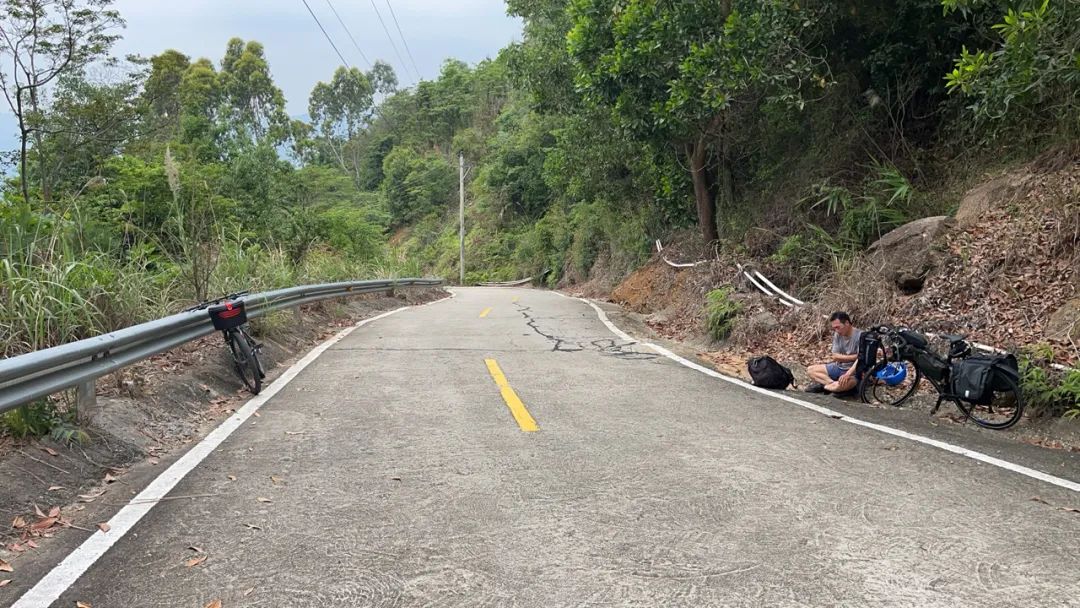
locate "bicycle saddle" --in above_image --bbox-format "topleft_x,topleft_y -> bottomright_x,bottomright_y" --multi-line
942,334 -> 966,343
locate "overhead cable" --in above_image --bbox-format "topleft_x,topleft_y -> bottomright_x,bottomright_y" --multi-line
300,0 -> 351,69
367,0 -> 415,81
324,0 -> 373,68
384,0 -> 422,80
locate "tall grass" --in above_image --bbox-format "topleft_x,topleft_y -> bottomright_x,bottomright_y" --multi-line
1,202 -> 423,438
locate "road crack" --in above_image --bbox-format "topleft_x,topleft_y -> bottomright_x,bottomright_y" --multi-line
516,303 -> 657,360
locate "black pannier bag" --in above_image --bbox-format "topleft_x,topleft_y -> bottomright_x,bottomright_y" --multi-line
913,348 -> 950,382
747,356 -> 795,390
952,357 -> 994,404
208,299 -> 247,331
951,353 -> 1020,404
989,353 -> 1020,391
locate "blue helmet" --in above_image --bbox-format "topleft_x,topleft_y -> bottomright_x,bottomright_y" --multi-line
875,362 -> 907,386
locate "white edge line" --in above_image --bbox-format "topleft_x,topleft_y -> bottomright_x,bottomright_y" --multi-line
11,291 -> 455,608
568,294 -> 1080,494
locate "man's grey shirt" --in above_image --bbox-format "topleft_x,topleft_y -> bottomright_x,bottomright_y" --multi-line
832,328 -> 863,370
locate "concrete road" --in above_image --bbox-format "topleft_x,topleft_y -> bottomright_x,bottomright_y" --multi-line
18,288 -> 1080,607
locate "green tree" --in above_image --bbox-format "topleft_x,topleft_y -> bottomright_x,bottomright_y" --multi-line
943,0 -> 1078,131
381,147 -> 455,226
141,49 -> 191,139
177,58 -> 224,156
368,60 -> 399,96
0,0 -> 123,203
567,0 -> 823,243
218,39 -> 288,146
308,66 -> 376,183
34,70 -> 140,196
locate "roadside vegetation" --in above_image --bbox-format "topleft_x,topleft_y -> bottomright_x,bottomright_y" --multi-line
2,0 -> 1078,434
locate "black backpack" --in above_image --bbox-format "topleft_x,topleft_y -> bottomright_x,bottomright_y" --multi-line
747,356 -> 795,390
857,332 -> 882,373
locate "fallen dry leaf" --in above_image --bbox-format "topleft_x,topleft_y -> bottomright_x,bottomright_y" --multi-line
270,476 -> 283,485
30,517 -> 57,531
0,559 -> 12,572
185,555 -> 207,568
256,497 -> 272,504
33,505 -> 45,518
78,489 -> 106,503
25,540 -> 38,549
12,516 -> 26,529
77,602 -> 92,608
41,447 -> 59,457
226,475 -> 237,482
47,486 -> 64,492
48,506 -> 60,518
1031,496 -> 1051,505
284,431 -> 304,436
253,412 -> 260,417
188,546 -> 204,554
8,544 -> 25,553
97,523 -> 110,533
205,600 -> 222,608
1060,507 -> 1080,514
243,587 -> 255,597
243,523 -> 261,531
103,473 -> 117,484
0,579 -> 10,587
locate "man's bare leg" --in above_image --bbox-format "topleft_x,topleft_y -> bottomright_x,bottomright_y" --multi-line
806,364 -> 833,385
825,374 -> 857,393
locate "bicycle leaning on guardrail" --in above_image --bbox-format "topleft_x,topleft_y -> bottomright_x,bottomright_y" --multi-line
857,326 -> 1024,430
185,292 -> 266,394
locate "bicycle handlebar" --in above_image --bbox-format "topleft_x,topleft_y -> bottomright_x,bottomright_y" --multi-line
182,291 -> 251,312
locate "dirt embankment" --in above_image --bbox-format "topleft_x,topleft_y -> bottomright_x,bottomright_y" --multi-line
586,149 -> 1080,446
0,288 -> 445,568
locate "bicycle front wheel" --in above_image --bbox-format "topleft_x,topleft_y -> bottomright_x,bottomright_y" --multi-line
228,329 -> 262,394
958,368 -> 1023,430
859,359 -> 921,407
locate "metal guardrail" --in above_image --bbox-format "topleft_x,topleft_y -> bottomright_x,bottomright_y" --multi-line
0,278 -> 444,414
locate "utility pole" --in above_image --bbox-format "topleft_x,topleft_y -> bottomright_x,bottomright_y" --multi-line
459,151 -> 465,286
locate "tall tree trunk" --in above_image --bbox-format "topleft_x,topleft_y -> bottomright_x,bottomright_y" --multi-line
687,140 -> 718,244
717,129 -> 735,231
16,90 -> 30,204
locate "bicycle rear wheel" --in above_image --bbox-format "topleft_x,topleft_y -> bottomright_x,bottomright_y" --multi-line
228,329 -> 262,394
957,368 -> 1023,430
859,359 -> 921,406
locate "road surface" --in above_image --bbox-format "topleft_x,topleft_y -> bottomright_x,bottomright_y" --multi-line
11,287 -> 1080,607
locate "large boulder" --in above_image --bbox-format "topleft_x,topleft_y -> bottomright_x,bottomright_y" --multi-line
1046,298 -> 1080,342
955,172 -> 1033,228
868,216 -> 954,293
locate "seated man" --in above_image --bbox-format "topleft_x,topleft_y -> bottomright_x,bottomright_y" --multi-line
805,311 -> 863,394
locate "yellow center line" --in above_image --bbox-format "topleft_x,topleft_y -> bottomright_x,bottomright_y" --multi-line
479,307 -> 492,318
484,359 -> 539,432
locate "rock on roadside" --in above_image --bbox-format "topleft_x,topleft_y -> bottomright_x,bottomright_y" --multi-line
868,216 -> 954,294
955,171 -> 1033,228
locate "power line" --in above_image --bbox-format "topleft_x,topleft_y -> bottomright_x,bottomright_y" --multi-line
384,0 -> 422,81
324,0 -> 372,69
367,0 -> 416,82
300,0 -> 351,69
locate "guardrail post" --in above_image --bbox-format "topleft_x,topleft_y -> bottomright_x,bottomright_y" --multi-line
76,379 -> 98,424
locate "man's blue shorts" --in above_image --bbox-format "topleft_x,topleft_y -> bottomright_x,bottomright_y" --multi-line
826,363 -> 849,381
